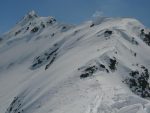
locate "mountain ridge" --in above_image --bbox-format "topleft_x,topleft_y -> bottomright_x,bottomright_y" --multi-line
0,12 -> 150,113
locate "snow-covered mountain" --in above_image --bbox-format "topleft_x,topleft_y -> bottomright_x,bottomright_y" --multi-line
1,11 -> 150,113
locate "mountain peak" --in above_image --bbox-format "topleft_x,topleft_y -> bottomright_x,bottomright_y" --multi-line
1,15 -> 150,113
28,10 -> 37,16
24,10 -> 38,20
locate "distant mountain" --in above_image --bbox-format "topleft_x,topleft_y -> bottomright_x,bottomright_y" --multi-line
0,11 -> 150,113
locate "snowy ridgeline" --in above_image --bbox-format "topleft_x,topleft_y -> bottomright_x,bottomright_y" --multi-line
1,11 -> 150,113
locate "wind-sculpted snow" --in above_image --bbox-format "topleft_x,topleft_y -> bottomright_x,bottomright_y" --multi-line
1,11 -> 150,113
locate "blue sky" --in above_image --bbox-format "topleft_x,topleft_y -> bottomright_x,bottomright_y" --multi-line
0,0 -> 150,34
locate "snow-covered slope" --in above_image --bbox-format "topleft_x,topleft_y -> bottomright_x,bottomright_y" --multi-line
1,11 -> 150,113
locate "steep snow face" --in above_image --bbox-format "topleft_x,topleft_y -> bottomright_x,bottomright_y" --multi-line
1,13 -> 150,113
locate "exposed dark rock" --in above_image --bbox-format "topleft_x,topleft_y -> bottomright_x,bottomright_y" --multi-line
46,48 -> 58,60
54,43 -> 57,46
74,30 -> 79,34
40,22 -> 45,28
104,30 -> 112,37
80,61 -> 110,79
80,73 -> 90,78
134,53 -> 137,57
28,13 -> 38,19
140,29 -> 150,46
47,20 -> 53,24
131,37 -> 139,45
45,53 -> 57,70
100,64 -> 105,68
31,27 -> 39,33
47,18 -> 56,24
31,58 -> 42,68
51,33 -> 55,37
6,96 -> 24,113
15,30 -> 21,36
90,23 -> 95,27
143,33 -> 150,46
26,26 -> 29,30
85,66 -> 98,74
80,66 -> 98,78
30,40 -> 63,70
124,66 -> 150,98
109,57 -> 118,71
129,70 -> 139,77
62,26 -> 66,29
31,48 -> 58,70
141,29 -> 144,35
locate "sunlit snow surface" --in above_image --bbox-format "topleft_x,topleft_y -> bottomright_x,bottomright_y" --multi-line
1,12 -> 150,113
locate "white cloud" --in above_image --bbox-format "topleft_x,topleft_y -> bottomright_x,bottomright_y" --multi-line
91,10 -> 106,25
92,11 -> 103,18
